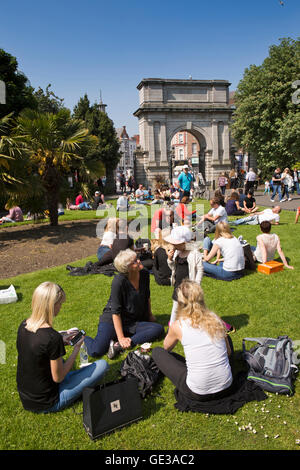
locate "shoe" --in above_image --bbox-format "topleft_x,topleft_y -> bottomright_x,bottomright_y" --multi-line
288,198 -> 292,201
280,198 -> 286,202
270,199 -> 274,202
107,340 -> 124,359
227,326 -> 236,335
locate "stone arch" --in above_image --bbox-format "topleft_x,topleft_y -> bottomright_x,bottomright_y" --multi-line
134,78 -> 233,187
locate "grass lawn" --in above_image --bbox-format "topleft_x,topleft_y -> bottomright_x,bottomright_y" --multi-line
0,202 -> 300,451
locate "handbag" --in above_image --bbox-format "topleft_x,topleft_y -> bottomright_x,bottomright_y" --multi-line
82,377 -> 143,440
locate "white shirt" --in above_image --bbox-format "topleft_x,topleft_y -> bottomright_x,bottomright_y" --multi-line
213,236 -> 245,271
135,188 -> 144,200
117,196 -> 128,210
258,209 -> 280,224
180,318 -> 232,395
101,230 -> 116,247
208,205 -> 228,224
254,233 -> 279,263
246,171 -> 256,181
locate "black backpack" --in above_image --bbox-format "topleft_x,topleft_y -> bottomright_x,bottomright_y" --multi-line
120,350 -> 161,398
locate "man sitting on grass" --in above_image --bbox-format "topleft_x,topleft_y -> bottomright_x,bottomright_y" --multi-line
197,198 -> 228,233
230,206 -> 281,226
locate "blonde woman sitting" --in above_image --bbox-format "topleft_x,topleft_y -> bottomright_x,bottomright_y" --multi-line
84,249 -> 164,359
97,217 -> 119,261
16,282 -> 108,413
203,221 -> 245,281
152,280 -> 233,406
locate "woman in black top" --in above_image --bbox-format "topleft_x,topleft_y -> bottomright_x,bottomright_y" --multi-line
16,282 -> 108,413
84,249 -> 164,359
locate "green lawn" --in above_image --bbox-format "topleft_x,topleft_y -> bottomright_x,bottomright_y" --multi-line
0,203 -> 300,450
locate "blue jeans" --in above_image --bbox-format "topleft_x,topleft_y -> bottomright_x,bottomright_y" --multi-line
79,202 -> 91,210
45,359 -> 109,412
293,182 -> 300,195
203,261 -> 244,281
97,245 -> 111,261
203,236 -> 213,252
271,184 -> 282,201
84,320 -> 164,358
283,185 -> 290,199
230,215 -> 258,226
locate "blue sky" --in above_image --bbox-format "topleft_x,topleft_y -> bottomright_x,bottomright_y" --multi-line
1,0 -> 299,135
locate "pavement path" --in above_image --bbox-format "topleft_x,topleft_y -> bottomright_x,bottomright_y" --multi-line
251,188 -> 300,212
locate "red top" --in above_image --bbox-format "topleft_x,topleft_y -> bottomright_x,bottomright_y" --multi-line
75,195 -> 84,205
175,203 -> 196,221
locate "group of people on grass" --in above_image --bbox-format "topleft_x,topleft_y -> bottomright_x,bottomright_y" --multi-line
16,171 -> 297,416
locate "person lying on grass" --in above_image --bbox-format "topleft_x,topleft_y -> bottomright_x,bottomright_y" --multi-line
84,249 -> 164,359
152,280 -> 233,406
16,282 -> 108,413
230,206 -> 281,226
250,220 -> 294,270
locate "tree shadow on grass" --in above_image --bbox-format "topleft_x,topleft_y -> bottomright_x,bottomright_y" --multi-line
0,220 -> 100,246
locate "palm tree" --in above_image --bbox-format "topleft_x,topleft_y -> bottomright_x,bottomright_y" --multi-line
0,114 -> 26,196
12,109 -> 90,226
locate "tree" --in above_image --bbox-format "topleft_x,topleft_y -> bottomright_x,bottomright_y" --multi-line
85,105 -> 121,193
12,109 -> 90,226
73,97 -> 121,193
0,49 -> 36,118
231,37 -> 300,171
33,84 -> 66,114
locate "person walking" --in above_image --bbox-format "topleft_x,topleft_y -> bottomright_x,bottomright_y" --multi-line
270,168 -> 283,202
178,165 -> 194,200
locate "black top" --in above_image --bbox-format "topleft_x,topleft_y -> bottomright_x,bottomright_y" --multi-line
100,269 -> 150,334
16,321 -> 66,412
244,196 -> 255,209
172,255 -> 189,301
273,172 -> 282,184
152,247 -> 171,286
97,235 -> 134,266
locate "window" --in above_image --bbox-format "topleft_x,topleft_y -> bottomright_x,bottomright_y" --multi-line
178,133 -> 184,143
192,143 -> 197,155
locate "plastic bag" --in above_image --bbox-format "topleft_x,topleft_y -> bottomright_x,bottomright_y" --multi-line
0,285 -> 18,304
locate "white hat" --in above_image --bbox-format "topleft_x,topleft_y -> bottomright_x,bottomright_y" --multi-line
183,164 -> 189,169
164,226 -> 192,245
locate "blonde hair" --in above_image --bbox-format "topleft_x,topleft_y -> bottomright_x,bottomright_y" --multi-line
214,221 -> 233,240
104,217 -> 119,233
26,282 -> 65,333
114,248 -> 137,275
176,280 -> 226,340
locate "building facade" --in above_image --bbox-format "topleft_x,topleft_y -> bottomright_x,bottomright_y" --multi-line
116,126 -> 137,178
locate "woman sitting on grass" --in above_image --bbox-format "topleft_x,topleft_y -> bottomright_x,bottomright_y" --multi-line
0,203 -> 23,224
152,280 -> 233,406
203,221 -> 245,281
84,249 -> 164,359
97,217 -> 118,261
16,282 -> 108,413
251,220 -> 294,269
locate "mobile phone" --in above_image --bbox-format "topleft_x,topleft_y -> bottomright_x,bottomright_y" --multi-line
69,329 -> 86,346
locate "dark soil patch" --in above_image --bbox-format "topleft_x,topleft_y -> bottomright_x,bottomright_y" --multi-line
0,220 -> 100,279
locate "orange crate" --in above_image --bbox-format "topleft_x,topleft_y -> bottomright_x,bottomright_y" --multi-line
257,261 -> 284,275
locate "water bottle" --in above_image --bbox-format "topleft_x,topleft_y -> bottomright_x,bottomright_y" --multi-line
79,343 -> 89,368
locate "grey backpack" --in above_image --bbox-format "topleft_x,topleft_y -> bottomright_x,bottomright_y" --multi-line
242,336 -> 299,396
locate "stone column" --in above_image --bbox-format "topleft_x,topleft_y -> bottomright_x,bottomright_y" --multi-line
148,120 -> 156,163
212,120 -> 219,164
160,121 -> 168,164
223,122 -> 231,165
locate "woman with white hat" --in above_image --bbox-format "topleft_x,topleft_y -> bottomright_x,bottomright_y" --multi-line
164,226 -> 203,325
